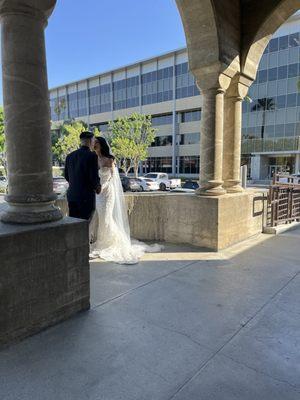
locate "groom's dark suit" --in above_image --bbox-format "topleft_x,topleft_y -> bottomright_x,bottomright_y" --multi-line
64,146 -> 100,220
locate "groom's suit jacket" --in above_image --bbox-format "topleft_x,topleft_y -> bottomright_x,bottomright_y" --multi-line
64,146 -> 100,220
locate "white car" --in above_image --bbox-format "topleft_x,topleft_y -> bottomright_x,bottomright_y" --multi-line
135,178 -> 150,192
139,177 -> 160,191
143,173 -> 182,191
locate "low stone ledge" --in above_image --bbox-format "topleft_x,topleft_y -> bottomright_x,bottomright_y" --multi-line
54,191 -> 266,251
0,217 -> 90,348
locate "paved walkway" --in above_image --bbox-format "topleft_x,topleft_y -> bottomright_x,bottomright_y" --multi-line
1,228 -> 300,399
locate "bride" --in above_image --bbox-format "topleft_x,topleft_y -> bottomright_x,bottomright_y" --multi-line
90,136 -> 163,264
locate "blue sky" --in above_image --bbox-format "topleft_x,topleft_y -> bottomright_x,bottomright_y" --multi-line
46,0 -> 186,88
0,0 -> 186,103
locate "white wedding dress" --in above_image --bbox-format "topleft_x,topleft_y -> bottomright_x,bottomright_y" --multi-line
90,161 -> 163,264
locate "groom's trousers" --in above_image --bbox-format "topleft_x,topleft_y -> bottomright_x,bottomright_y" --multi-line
68,198 -> 95,221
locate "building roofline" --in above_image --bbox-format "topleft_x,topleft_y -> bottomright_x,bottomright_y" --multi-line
49,46 -> 187,92
49,11 -> 300,92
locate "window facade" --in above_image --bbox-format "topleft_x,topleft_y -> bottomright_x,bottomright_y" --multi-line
151,114 -> 173,126
175,62 -> 200,99
151,135 -> 173,147
181,109 -> 201,123
145,157 -> 172,173
68,92 -> 78,119
179,156 -> 200,174
242,30 -> 300,143
89,83 -> 111,115
180,133 -> 200,145
142,66 -> 173,105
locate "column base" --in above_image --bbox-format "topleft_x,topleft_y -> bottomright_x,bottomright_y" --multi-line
196,180 -> 226,196
1,201 -> 63,224
225,180 -> 244,193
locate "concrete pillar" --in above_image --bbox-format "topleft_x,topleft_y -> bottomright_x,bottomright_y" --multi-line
197,87 -> 226,195
195,72 -> 232,195
251,155 -> 261,180
0,0 -> 62,224
223,75 -> 251,192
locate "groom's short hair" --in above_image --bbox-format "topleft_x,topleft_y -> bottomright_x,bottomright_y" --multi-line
80,131 -> 94,140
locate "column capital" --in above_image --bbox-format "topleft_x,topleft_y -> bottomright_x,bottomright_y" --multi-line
0,0 -> 56,23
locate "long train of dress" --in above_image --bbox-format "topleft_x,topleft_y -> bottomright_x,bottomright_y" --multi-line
90,166 -> 163,264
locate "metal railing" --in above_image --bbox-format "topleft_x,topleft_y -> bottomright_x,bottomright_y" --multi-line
267,179 -> 300,227
242,136 -> 300,154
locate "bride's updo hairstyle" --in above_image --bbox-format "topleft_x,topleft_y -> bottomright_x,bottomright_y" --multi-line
95,136 -> 115,160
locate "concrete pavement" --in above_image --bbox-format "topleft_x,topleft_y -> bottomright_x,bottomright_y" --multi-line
0,228 -> 300,399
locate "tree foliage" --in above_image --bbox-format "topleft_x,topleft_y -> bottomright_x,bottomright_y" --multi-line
108,113 -> 156,176
52,120 -> 101,164
53,120 -> 87,163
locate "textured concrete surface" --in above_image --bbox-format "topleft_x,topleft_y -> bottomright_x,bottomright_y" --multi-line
0,228 -> 299,399
127,191 -> 267,250
0,217 -> 90,347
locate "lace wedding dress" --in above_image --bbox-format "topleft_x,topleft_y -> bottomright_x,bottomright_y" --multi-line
90,162 -> 163,264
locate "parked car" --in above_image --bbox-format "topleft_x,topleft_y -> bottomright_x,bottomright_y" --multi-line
53,176 -> 68,195
139,177 -> 160,191
134,178 -> 150,192
121,176 -> 143,192
143,172 -> 181,191
182,180 -> 199,190
171,180 -> 199,193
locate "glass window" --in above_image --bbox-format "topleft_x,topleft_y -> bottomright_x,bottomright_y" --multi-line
68,92 -> 78,119
258,70 -> 267,83
289,32 -> 299,47
279,35 -> 288,50
285,123 -> 295,136
151,114 -> 173,126
181,109 -> 201,123
287,93 -> 297,108
175,62 -> 199,99
180,133 -> 200,145
268,67 -> 278,81
269,38 -> 279,52
275,124 -> 285,137
151,135 -> 173,147
78,90 -> 87,117
277,95 -> 286,109
145,157 -> 172,173
179,156 -> 200,174
278,65 -> 287,80
288,63 -> 298,78
265,125 -> 275,138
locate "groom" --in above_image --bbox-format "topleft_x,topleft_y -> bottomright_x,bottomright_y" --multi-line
64,131 -> 101,221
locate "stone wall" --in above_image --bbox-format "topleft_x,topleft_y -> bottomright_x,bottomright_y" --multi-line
0,218 -> 90,348
126,192 -> 266,251
56,191 -> 266,252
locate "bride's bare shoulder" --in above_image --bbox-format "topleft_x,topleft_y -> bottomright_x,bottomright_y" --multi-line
100,157 -> 114,168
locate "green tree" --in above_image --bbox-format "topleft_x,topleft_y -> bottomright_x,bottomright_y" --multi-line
53,120 -> 88,164
251,98 -> 275,139
108,113 -> 156,177
0,107 -> 7,177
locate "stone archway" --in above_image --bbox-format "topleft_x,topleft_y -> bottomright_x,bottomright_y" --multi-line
175,0 -> 300,195
241,0 -> 300,80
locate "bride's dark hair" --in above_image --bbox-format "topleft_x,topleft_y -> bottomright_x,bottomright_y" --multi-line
95,136 -> 115,160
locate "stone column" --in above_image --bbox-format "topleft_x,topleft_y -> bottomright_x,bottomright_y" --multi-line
0,0 -> 62,224
197,86 -> 227,196
223,75 -> 250,192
